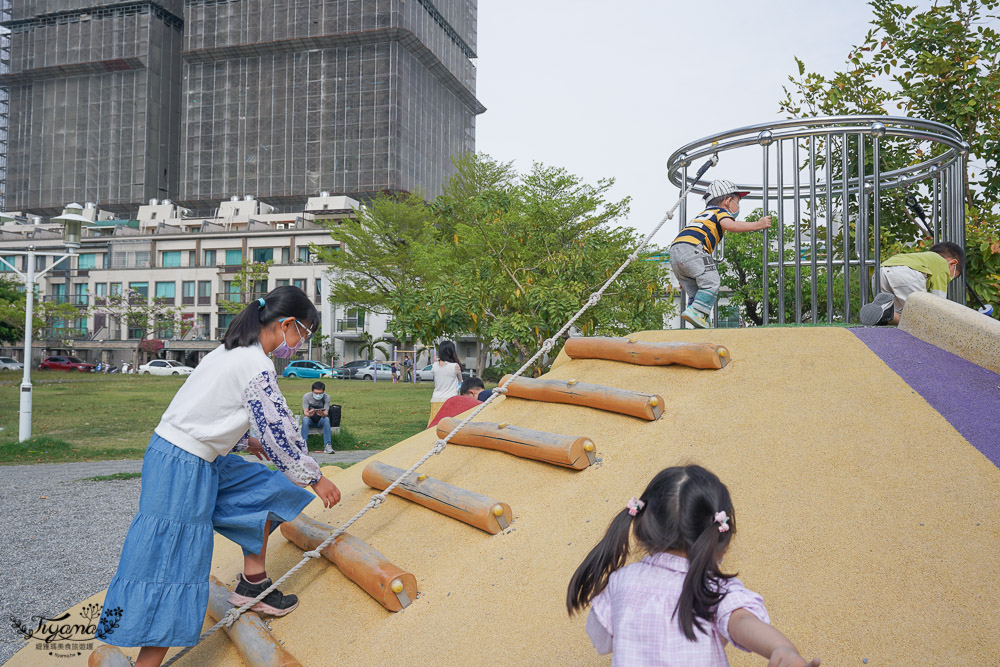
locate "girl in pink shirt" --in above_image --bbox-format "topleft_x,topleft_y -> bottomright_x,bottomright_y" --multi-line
567,465 -> 819,666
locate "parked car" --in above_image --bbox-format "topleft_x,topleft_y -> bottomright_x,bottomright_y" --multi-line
138,359 -> 195,376
283,360 -> 337,379
355,361 -> 393,381
336,360 -> 372,379
416,364 -> 474,381
0,356 -> 24,371
39,355 -> 96,372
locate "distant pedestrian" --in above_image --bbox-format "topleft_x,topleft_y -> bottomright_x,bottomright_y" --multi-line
402,355 -> 413,383
429,340 -> 463,426
391,361 -> 399,383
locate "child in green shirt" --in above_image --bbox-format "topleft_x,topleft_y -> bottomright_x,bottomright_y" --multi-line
860,241 -> 964,326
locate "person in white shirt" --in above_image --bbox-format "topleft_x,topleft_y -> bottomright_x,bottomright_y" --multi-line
429,339 -> 463,426
97,286 -> 341,667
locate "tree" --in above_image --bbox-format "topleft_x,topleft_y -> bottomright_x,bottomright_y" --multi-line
780,0 -> 1000,317
356,331 -> 391,361
0,276 -> 85,344
220,260 -> 273,315
92,288 -> 179,366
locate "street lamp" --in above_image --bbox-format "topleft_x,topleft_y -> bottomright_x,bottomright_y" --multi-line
0,205 -> 93,441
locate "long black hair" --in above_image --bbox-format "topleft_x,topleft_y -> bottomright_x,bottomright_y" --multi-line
566,465 -> 736,641
437,339 -> 461,367
222,285 -> 319,350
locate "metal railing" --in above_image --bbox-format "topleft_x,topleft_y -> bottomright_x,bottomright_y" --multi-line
666,115 -> 967,325
336,318 -> 364,332
42,294 -> 90,307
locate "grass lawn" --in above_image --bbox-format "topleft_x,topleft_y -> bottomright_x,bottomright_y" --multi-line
0,371 -> 437,464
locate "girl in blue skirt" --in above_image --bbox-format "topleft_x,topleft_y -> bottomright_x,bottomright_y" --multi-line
97,286 -> 341,667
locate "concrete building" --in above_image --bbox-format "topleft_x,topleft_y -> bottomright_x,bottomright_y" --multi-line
0,194 -> 454,368
0,0 -> 484,215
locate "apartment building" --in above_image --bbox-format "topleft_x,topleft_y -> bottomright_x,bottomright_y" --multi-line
0,193 -> 410,367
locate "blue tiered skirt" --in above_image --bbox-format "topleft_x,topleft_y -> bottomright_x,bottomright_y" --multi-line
97,433 -> 313,647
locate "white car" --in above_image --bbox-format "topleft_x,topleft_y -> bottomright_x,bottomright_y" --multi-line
138,359 -> 194,376
0,356 -> 24,371
355,361 -> 394,381
417,364 -> 435,381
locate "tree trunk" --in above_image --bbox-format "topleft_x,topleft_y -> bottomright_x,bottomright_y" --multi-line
476,340 -> 489,377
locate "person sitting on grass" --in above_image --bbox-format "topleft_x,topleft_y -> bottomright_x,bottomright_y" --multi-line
860,241 -> 964,326
301,381 -> 334,454
670,180 -> 772,329
428,377 -> 485,428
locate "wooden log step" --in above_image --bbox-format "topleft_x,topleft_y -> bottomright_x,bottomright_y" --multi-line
435,417 -> 596,470
564,336 -> 731,369
206,576 -> 302,667
362,461 -> 512,534
88,646 -> 132,667
498,375 -> 664,421
279,515 -> 417,612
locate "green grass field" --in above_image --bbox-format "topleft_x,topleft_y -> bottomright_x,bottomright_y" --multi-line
0,371 -> 437,464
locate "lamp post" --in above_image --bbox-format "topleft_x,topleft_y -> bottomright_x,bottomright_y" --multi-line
0,205 -> 91,441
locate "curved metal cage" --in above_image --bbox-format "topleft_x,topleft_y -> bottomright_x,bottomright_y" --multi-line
666,116 -> 967,325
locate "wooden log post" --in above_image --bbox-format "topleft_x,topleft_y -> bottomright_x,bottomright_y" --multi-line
206,576 -> 302,667
564,336 -> 731,369
362,461 -> 512,534
435,417 -> 596,470
279,515 -> 417,612
498,375 -> 664,421
88,645 -> 132,667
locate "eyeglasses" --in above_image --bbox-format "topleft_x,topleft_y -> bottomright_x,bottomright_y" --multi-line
279,317 -> 313,344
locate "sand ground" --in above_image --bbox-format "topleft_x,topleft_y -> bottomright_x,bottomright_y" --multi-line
9,327 -> 1000,666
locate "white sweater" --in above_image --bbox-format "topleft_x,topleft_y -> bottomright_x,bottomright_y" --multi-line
155,344 -> 275,462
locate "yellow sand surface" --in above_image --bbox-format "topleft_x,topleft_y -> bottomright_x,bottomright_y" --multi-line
12,328 -> 1000,666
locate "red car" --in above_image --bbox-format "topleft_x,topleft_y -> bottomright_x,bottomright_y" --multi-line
39,355 -> 96,372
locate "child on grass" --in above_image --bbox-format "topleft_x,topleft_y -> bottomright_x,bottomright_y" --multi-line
860,241 -> 964,326
671,180 -> 772,329
96,286 -> 341,667
567,465 -> 818,666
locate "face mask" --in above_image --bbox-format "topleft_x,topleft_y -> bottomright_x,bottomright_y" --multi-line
271,319 -> 308,359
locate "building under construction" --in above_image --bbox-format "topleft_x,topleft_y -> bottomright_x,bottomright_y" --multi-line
0,0 -> 483,215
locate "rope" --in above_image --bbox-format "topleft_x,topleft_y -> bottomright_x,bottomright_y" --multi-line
161,155 -> 718,666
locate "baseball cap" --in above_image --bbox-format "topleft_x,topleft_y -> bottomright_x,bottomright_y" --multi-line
703,180 -> 750,202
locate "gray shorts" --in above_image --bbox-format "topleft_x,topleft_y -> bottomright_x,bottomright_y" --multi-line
670,242 -> 720,304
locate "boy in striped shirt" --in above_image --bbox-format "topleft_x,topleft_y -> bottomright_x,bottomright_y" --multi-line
670,180 -> 772,328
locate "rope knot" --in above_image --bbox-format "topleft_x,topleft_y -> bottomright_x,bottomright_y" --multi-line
627,252 -> 639,263
492,386 -> 508,395
587,293 -> 601,307
304,549 -> 322,559
432,439 -> 447,454
222,608 -> 241,629
540,338 -> 554,353
370,494 -> 386,509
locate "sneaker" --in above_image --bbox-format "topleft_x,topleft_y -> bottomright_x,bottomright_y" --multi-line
860,292 -> 895,326
323,443 -> 334,454
681,306 -> 711,329
227,574 -> 299,617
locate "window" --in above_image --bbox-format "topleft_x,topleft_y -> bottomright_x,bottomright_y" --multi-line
252,248 -> 273,263
276,279 -> 289,287
78,254 -> 96,270
129,282 -> 149,303
281,247 -> 290,264
0,255 -> 16,272
162,251 -> 181,267
198,280 -> 212,305
203,249 -> 216,266
94,283 -> 107,296
297,247 -> 310,263
151,212 -> 157,220
315,281 -> 323,303
182,281 -> 195,304
155,282 -> 176,303
110,282 -> 123,296
225,249 -> 243,266
223,281 -> 241,299
72,283 -> 88,306
293,279 -> 307,292
187,250 -> 197,267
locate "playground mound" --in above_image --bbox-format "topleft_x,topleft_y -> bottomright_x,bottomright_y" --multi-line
11,325 -> 1000,666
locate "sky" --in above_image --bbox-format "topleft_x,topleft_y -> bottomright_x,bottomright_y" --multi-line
474,0 -> 882,239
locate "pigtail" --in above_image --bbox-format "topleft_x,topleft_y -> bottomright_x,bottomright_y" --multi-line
566,509 -> 635,615
675,522 -> 733,640
223,297 -> 267,350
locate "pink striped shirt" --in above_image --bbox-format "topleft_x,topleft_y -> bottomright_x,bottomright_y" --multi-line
587,552 -> 769,666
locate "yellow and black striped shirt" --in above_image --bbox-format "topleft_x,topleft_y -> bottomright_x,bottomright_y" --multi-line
672,206 -> 733,254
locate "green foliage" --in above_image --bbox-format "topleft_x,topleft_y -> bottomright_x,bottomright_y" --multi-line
91,288 -> 179,364
779,0 -> 1000,317
356,331 -> 391,361
220,260 -> 273,314
0,276 -> 86,344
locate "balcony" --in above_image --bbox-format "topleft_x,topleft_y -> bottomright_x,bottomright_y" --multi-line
198,295 -> 211,305
336,318 -> 364,333
153,296 -> 176,307
43,294 -> 90,307
38,326 -> 89,340
128,294 -> 149,305
181,296 -> 196,305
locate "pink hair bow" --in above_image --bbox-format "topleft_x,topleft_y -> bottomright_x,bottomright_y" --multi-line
626,497 -> 645,516
714,511 -> 730,533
